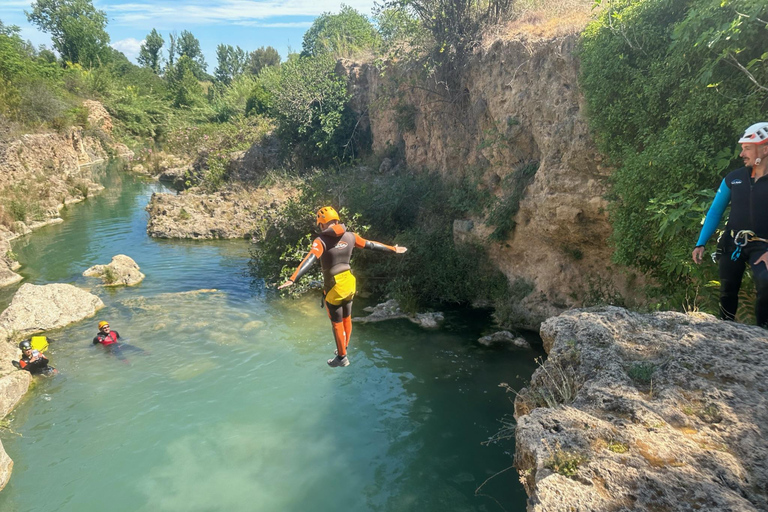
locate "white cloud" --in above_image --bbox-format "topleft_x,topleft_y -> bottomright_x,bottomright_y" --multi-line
109,0 -> 375,26
233,21 -> 313,28
111,37 -> 144,60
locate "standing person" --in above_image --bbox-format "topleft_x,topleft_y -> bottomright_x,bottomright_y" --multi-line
278,206 -> 407,367
692,122 -> 768,327
13,339 -> 56,375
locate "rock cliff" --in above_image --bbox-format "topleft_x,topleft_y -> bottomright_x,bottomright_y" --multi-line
513,307 -> 768,511
0,101 -> 133,287
0,283 -> 104,490
342,35 -> 638,328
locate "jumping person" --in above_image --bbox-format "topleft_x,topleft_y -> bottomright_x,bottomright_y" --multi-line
278,206 -> 407,367
693,122 -> 768,328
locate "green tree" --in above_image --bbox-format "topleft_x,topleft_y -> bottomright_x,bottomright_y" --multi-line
26,0 -> 110,66
247,46 -> 280,75
301,5 -> 379,58
168,54 -> 204,107
177,30 -> 207,79
138,28 -> 164,74
214,44 -> 247,85
264,54 -> 356,162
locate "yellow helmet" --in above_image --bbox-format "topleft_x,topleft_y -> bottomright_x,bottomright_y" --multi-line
98,321 -> 109,329
316,206 -> 340,226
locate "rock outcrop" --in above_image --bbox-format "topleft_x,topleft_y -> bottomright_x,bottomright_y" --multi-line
353,298 -> 445,328
0,100 -> 133,287
0,282 -> 104,490
513,307 -> 768,511
0,283 -> 104,340
146,184 -> 296,239
478,330 -> 530,348
83,254 -> 145,286
342,35 -> 640,328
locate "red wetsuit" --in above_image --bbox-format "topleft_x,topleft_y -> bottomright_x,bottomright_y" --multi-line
93,330 -> 120,346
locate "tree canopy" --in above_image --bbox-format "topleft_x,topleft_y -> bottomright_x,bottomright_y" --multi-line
138,29 -> 164,74
26,0 -> 110,66
301,5 -> 378,58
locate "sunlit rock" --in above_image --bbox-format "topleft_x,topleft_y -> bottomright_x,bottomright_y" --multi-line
0,283 -> 104,339
478,330 -> 530,348
514,306 -> 768,511
83,254 -> 145,287
353,299 -> 444,329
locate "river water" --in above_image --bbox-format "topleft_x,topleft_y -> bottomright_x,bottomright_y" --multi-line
0,162 -> 541,512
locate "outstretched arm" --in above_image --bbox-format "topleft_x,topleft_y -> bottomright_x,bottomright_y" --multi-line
278,238 -> 325,289
693,179 -> 730,264
354,234 -> 407,253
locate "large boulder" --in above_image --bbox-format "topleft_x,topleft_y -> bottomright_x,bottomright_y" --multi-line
0,283 -> 104,339
514,306 -> 768,512
83,254 -> 145,286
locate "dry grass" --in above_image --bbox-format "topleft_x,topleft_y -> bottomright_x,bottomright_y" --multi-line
482,0 -> 594,46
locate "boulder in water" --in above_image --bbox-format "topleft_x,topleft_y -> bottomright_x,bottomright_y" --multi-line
478,330 -> 530,348
0,283 -> 104,338
353,299 -> 444,329
83,254 -> 145,286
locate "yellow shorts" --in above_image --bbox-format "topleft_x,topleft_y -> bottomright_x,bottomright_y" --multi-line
325,270 -> 356,306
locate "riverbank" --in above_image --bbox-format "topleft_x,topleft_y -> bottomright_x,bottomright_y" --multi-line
0,101 -> 133,286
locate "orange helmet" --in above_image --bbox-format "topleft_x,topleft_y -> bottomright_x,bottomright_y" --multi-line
98,321 -> 109,329
316,206 -> 340,226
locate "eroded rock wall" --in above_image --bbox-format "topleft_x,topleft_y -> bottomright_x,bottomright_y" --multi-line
513,307 -> 768,511
343,35 -> 638,327
0,101 -> 133,286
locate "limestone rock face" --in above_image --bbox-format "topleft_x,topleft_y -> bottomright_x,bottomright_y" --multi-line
82,99 -> 113,134
83,254 -> 145,286
343,36 -> 641,328
0,283 -> 104,338
146,184 -> 296,239
514,307 -> 768,512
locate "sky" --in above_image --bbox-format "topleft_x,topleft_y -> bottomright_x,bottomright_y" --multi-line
0,0 -> 378,70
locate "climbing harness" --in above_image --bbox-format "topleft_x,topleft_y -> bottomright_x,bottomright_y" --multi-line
731,230 -> 768,261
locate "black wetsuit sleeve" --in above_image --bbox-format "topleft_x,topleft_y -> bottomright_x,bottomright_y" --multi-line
290,254 -> 319,283
365,240 -> 396,252
93,335 -> 101,345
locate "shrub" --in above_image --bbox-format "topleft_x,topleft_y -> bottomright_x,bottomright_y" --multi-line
579,0 -> 768,310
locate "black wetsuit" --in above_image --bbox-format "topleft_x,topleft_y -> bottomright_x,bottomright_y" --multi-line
699,166 -> 768,326
17,352 -> 55,375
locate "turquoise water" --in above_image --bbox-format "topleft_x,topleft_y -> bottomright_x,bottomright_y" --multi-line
0,163 -> 540,512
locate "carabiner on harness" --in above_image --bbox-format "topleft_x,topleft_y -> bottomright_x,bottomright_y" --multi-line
731,230 -> 756,261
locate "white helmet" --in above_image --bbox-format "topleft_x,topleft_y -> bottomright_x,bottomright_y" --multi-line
738,122 -> 768,144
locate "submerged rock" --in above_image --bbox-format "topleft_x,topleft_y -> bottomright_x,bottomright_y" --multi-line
83,254 -> 145,286
478,330 -> 530,348
514,306 -> 768,512
353,299 -> 444,329
0,283 -> 104,339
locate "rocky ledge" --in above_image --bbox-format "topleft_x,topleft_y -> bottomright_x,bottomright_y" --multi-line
513,306 -> 768,511
0,283 -> 104,490
145,184 -> 296,239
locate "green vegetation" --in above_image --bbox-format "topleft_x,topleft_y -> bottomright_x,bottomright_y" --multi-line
626,361 -> 657,384
580,0 -> 768,311
302,5 -> 379,58
544,442 -> 588,477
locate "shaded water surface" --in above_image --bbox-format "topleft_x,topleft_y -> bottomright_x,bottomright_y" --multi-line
0,163 -> 540,512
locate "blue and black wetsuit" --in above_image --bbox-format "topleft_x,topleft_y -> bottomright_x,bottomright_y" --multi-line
696,166 -> 768,326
